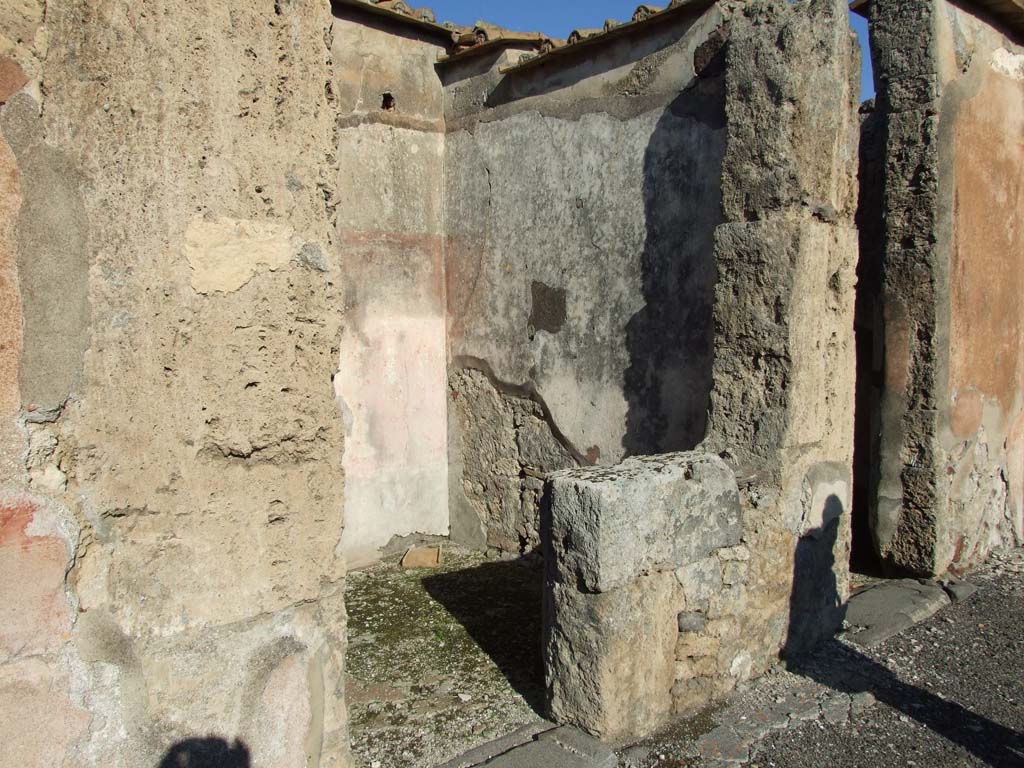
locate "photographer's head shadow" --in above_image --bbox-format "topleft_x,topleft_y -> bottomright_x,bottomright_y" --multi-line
157,738 -> 250,768
783,500 -> 1023,767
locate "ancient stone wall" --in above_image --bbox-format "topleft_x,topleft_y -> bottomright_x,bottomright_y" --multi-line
443,4 -> 729,553
867,0 -> 1024,575
705,0 -> 861,671
544,452 -> 748,740
0,2 -> 350,766
330,6 -> 451,568
542,0 -> 861,740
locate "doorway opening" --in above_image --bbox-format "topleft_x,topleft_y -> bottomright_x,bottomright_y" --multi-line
851,98 -> 885,577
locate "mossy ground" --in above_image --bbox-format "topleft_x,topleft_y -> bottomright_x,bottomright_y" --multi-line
345,548 -> 545,767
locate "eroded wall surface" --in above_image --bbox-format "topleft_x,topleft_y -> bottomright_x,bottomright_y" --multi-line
539,0 -> 862,740
869,0 -> 1024,575
331,9 -> 450,566
443,6 -> 729,552
0,2 -> 350,766
705,0 -> 861,675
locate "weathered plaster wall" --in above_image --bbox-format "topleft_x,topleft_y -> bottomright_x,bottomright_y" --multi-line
868,0 -> 1024,575
331,8 -> 451,567
0,55 -> 25,486
443,6 -> 729,552
939,0 -> 1024,570
0,2 -> 351,766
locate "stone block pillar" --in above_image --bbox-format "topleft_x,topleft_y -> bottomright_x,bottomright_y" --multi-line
706,0 -> 861,659
543,452 -> 744,740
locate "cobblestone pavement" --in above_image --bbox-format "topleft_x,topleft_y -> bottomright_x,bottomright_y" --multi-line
617,548 -> 1024,768
345,549 -> 547,768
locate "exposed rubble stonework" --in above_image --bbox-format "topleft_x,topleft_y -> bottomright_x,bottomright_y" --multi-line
865,0 -> 1024,575
448,368 -> 577,553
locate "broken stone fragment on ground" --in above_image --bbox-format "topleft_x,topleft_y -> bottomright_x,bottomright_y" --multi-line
401,544 -> 444,569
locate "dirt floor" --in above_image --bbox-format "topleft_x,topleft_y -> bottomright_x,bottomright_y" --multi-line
750,548 -> 1024,768
344,548 -> 547,768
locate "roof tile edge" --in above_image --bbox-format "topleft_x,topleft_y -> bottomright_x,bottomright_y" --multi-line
494,0 -> 718,75
332,0 -> 454,43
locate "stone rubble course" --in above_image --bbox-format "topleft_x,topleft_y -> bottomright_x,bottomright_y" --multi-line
545,452 -> 747,741
615,547 -> 1024,768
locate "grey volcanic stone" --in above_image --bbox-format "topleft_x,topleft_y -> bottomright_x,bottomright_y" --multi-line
844,579 -> 951,647
678,611 -> 707,633
547,452 -> 742,594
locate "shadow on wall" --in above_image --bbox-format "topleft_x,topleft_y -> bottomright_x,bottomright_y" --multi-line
422,555 -> 546,716
784,511 -> 1023,766
783,505 -> 847,659
157,738 -> 251,768
622,32 -> 727,456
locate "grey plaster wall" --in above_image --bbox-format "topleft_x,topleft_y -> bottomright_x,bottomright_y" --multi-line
443,6 -> 729,551
2,101 -> 90,410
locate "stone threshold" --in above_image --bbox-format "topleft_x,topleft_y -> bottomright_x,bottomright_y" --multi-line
437,724 -> 617,768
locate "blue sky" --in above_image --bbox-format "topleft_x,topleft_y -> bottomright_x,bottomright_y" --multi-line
425,1 -> 875,99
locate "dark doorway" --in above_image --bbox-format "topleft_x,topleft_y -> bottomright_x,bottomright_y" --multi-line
851,100 -> 885,575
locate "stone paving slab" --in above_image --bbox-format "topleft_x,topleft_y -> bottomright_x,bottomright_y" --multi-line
843,578 -> 951,647
444,726 -> 617,768
435,722 -> 555,768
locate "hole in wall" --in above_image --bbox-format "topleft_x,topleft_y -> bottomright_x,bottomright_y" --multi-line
381,91 -> 395,111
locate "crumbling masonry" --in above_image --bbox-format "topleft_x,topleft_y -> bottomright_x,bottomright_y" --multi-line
0,0 -> 1021,765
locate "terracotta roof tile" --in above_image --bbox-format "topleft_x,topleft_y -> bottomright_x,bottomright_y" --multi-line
339,0 -> 725,69
375,0 -> 413,15
336,0 -> 452,40
497,0 -> 717,74
539,37 -> 567,53
437,21 -> 557,61
633,4 -> 666,22
568,28 -> 604,44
